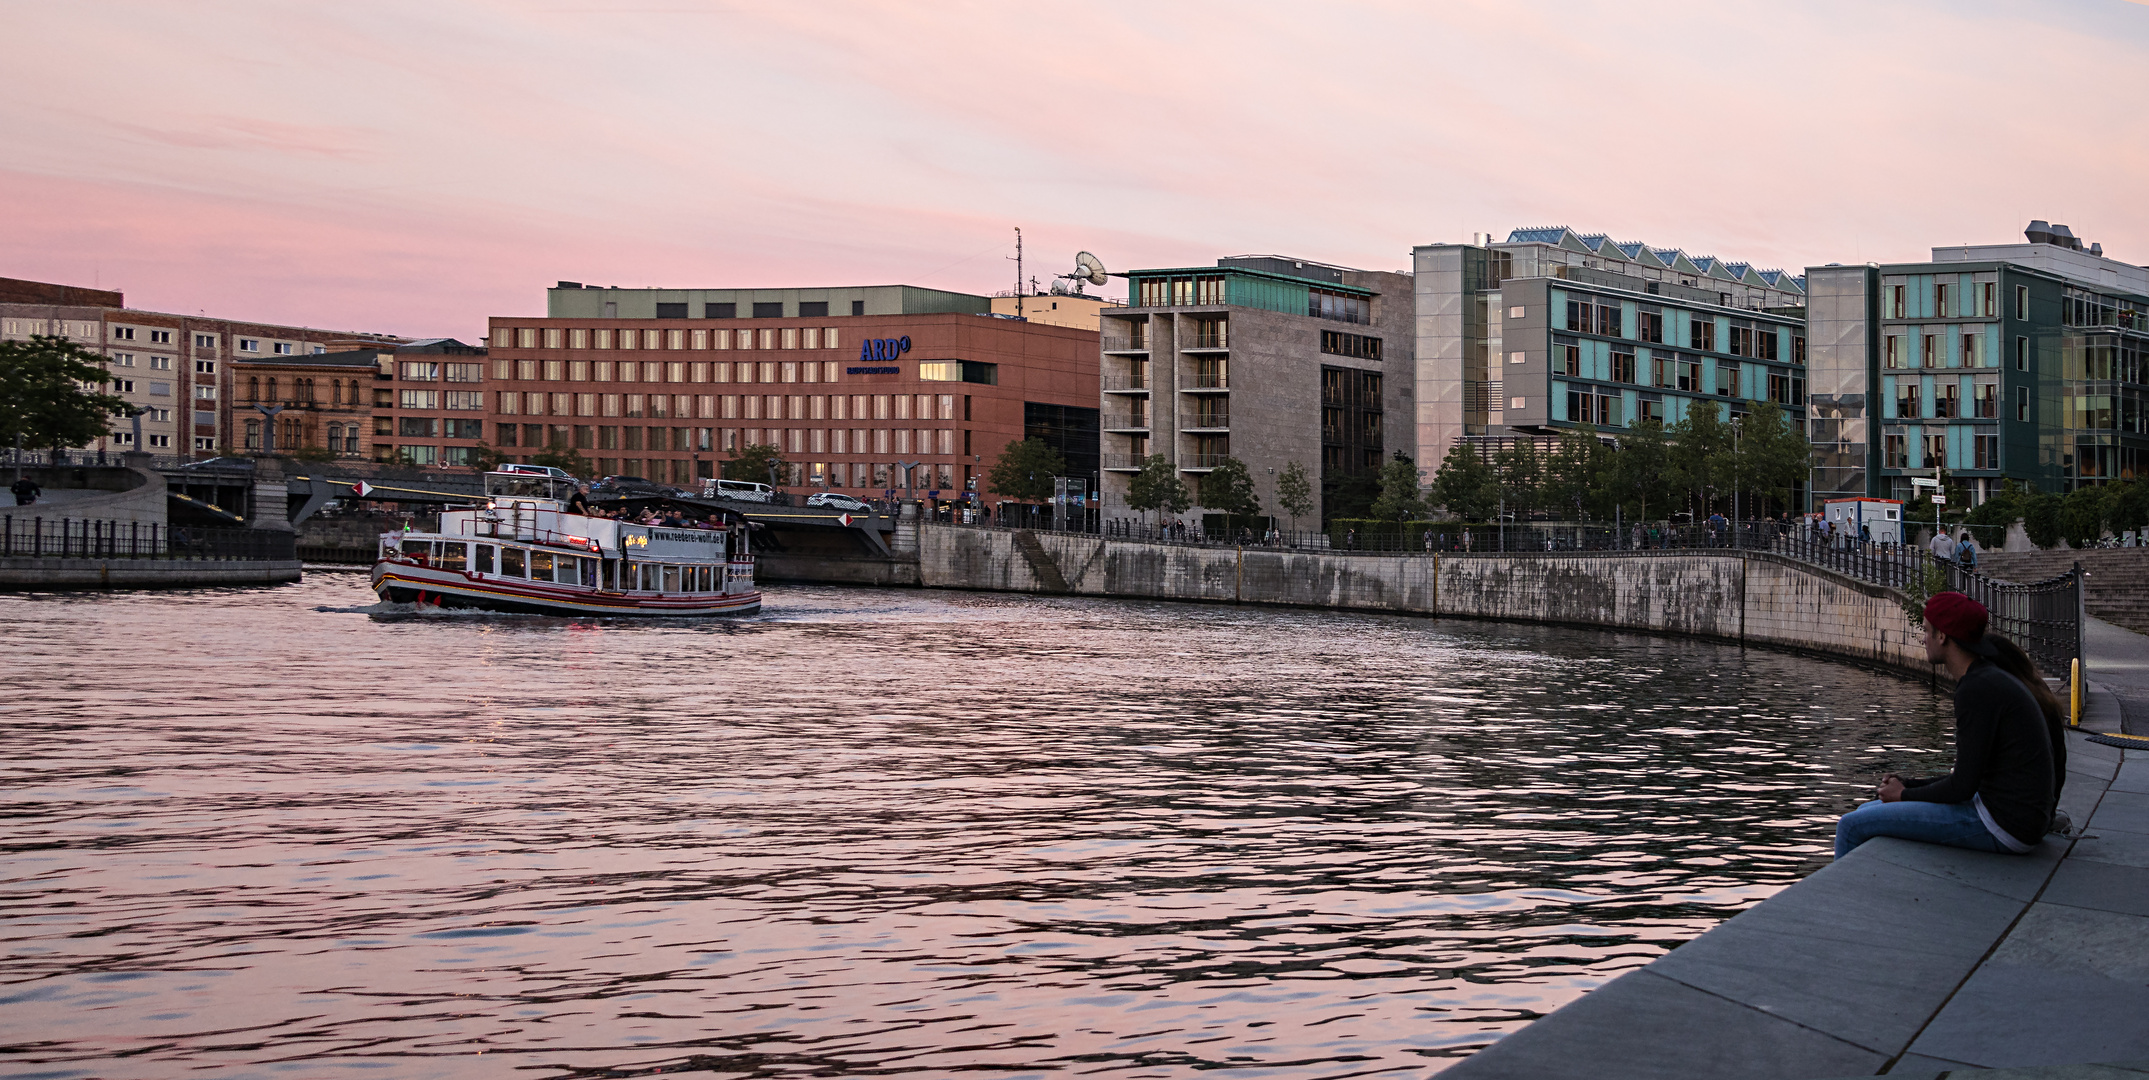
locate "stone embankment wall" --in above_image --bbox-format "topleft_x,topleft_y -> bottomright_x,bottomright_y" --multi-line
918,525 -> 1931,676
5,464 -> 166,525
0,558 -> 302,589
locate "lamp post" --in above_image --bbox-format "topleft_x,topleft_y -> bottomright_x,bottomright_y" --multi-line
1730,416 -> 1741,549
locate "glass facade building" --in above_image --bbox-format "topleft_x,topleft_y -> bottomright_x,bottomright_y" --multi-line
1806,224 -> 2148,503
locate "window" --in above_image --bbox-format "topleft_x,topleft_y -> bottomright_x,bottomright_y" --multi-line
1768,372 -> 1793,404
1885,433 -> 1907,469
655,303 -> 687,319
1934,282 -> 1952,317
446,362 -> 483,382
1555,342 -> 1580,377
2015,337 -> 2028,371
1884,334 -> 1904,368
852,300 -> 865,316
1320,331 -> 1382,359
799,301 -> 828,317
1924,431 -> 1947,467
400,361 -> 440,381
112,327 -> 135,341
1689,318 -> 1716,352
2017,386 -> 2029,421
111,353 -> 135,367
401,444 -> 438,465
195,359 -> 216,374
1922,334 -> 1941,368
1976,382 -> 1998,418
239,338 -> 259,352
399,417 -> 440,437
1566,389 -> 1613,426
270,342 -> 292,354
1897,383 -> 1920,418
445,391 -> 484,410
752,302 -> 783,318
150,330 -> 171,344
1728,326 -> 1754,357
1981,282 -> 1996,317
1677,360 -> 1700,393
1718,361 -> 1741,397
1638,311 -> 1664,344
1934,382 -> 1959,418
195,385 -> 217,400
194,334 -> 216,349
1962,332 -> 1984,368
1975,433 -> 1999,470
146,434 -> 171,448
150,355 -> 172,370
2015,284 -> 2028,320
400,390 -> 438,409
1610,348 -> 1635,383
1887,285 -> 1907,319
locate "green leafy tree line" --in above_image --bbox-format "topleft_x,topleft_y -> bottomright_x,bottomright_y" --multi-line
0,335 -> 130,453
1425,398 -> 1811,523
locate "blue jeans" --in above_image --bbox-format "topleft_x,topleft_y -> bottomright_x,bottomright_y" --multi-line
1834,799 -> 2012,860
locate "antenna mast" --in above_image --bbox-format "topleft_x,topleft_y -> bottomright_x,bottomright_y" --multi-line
1010,228 -> 1024,318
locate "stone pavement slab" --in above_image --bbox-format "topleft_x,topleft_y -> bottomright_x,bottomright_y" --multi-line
2067,825 -> 2149,870
1640,848 -> 2027,1054
2039,858 -> 2149,919
2087,789 -> 2149,834
1832,1061 -> 2149,1080
2112,759 -> 2149,795
1433,968 -> 1884,1080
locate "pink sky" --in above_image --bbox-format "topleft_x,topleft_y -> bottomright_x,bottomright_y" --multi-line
5,0 -> 2147,339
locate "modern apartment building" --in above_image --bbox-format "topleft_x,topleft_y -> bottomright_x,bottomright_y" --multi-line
1413,229 -> 1809,476
484,283 -> 1099,511
1807,222 -> 2149,503
0,276 -> 403,459
1098,256 -> 1414,523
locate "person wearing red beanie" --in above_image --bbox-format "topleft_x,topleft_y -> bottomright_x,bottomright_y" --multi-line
1832,592 -> 2057,859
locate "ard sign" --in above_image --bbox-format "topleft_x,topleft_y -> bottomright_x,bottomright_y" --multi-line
858,336 -> 911,363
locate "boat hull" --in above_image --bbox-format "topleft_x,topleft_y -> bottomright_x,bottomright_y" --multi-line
371,562 -> 761,617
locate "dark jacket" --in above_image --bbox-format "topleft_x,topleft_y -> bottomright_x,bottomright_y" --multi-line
1900,660 -> 2055,847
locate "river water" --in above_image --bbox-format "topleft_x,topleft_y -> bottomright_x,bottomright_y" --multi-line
0,573 -> 1954,1079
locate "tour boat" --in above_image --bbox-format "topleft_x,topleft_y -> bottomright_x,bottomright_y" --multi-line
370,471 -> 761,617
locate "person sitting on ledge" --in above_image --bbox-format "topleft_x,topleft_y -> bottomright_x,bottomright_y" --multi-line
1834,592 -> 2055,860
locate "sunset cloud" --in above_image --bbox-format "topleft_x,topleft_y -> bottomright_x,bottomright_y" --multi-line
3,0 -> 2144,336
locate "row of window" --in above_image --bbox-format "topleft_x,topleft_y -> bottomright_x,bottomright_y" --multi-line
496,358 -> 849,385
495,326 -> 846,352
653,300 -> 863,320
107,432 -> 174,448
246,376 -> 371,405
481,422 -> 967,458
396,362 -> 485,382
107,353 -> 174,370
1887,380 -> 2001,420
1885,280 -> 2009,320
1883,431 -> 2001,471
1549,338 -> 1806,404
1562,299 -> 1792,360
1320,330 -> 1383,360
490,391 -> 966,422
396,391 -> 487,410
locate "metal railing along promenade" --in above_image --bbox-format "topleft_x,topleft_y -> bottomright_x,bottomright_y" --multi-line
1,516 -> 298,562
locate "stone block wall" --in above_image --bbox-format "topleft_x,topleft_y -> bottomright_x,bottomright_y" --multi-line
918,526 -> 1935,677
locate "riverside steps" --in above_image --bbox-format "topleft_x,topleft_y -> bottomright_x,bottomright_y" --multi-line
1442,689 -> 2149,1080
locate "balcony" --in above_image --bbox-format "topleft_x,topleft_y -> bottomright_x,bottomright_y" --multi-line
1182,373 -> 1229,391
1102,413 -> 1151,432
1180,408 -> 1230,432
1182,336 -> 1228,352
1180,454 -> 1230,470
1102,374 -> 1152,393
1102,453 -> 1147,471
1103,343 -> 1151,355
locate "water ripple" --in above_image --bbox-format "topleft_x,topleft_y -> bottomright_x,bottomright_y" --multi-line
0,574 -> 1951,1077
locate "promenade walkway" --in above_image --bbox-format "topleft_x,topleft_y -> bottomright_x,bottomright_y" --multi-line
2087,615 -> 2149,736
1443,687 -> 2149,1080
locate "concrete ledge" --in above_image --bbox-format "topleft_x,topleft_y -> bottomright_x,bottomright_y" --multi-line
1444,707 -> 2143,1079
0,558 -> 302,589
754,553 -> 919,587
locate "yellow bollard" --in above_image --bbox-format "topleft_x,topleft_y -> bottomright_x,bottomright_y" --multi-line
2071,658 -> 2082,728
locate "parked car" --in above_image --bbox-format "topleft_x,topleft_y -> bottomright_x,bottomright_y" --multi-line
592,474 -> 672,498
703,479 -> 776,503
806,492 -> 869,512
498,463 -> 576,481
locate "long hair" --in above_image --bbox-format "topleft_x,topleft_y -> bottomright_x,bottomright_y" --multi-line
1987,635 -> 2065,728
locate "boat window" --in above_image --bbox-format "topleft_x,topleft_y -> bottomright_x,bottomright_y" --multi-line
502,547 -> 526,577
437,543 -> 467,571
551,556 -> 573,584
531,551 -> 555,578
663,566 -> 681,593
695,566 -> 710,592
474,545 -> 495,573
636,563 -> 656,591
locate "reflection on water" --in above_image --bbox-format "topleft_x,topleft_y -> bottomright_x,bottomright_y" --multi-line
0,574 -> 1951,1078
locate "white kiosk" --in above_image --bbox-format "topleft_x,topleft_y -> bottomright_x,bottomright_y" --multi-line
1822,497 -> 1904,543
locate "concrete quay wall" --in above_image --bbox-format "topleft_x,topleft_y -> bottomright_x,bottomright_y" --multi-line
918,525 -> 1930,676
0,557 -> 302,589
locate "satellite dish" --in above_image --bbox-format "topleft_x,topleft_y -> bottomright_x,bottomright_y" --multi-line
1074,251 -> 1108,286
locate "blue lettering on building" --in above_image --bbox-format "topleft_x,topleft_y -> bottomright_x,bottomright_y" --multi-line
859,336 -> 911,363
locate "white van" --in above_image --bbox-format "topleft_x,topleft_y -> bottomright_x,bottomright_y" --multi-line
704,479 -> 775,503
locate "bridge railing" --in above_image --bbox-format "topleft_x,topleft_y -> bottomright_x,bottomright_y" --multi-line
0,516 -> 297,562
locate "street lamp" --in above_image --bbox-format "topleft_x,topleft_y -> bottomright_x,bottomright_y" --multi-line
1730,416 -> 1742,548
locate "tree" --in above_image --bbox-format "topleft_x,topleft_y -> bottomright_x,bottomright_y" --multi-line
1728,401 -> 1810,520
467,442 -> 513,473
1275,460 -> 1315,530
1548,426 -> 1613,520
1125,453 -> 1190,523
0,335 -> 129,453
986,437 -> 1064,503
1369,451 -> 1426,523
532,440 -> 595,479
1202,456 -> 1261,522
725,442 -> 787,485
1670,399 -> 1734,516
1429,442 -> 1497,522
1492,438 -> 1542,518
1613,416 -> 1674,523
1322,469 -> 1380,523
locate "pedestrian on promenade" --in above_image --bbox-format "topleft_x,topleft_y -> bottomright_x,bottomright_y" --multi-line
1833,592 -> 2055,859
1956,531 -> 1980,569
1930,527 -> 1955,562
11,476 -> 40,505
1462,528 -> 1473,553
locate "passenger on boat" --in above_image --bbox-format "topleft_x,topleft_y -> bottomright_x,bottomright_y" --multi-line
565,485 -> 591,515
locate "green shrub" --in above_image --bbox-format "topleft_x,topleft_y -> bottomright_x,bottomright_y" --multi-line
2059,485 -> 2108,548
2022,493 -> 2063,548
